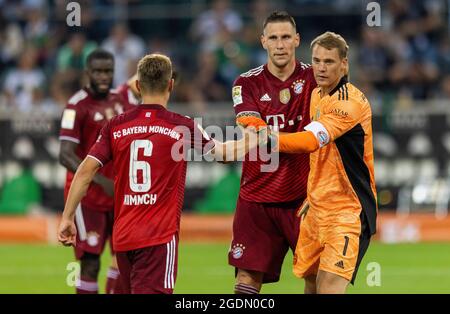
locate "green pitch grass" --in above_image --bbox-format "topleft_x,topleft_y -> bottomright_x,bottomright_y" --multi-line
0,242 -> 449,294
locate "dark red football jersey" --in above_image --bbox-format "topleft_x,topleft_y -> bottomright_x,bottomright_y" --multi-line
59,87 -> 133,211
88,104 -> 213,252
232,61 -> 317,203
114,83 -> 140,106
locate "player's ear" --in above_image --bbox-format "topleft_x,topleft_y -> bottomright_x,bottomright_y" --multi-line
168,78 -> 174,93
136,80 -> 141,93
261,34 -> 267,50
295,33 -> 300,48
342,57 -> 349,75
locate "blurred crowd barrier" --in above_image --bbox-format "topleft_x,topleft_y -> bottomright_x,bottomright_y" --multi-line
1,101 -> 450,217
2,213 -> 450,244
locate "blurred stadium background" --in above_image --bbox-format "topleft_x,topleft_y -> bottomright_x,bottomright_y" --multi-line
1,0 -> 450,293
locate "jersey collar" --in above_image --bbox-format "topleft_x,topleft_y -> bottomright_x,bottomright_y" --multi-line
138,104 -> 166,110
264,60 -> 301,83
328,75 -> 348,96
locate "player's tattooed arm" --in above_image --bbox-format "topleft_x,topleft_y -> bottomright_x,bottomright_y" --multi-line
212,127 -> 268,162
58,157 -> 101,247
59,140 -> 114,196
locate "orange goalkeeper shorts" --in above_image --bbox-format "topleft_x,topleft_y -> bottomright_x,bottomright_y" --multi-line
293,208 -> 371,283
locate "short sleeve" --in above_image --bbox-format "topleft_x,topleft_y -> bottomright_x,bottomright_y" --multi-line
321,97 -> 364,141
87,122 -> 112,167
232,76 -> 261,120
59,103 -> 86,144
174,118 -> 215,156
305,97 -> 364,147
191,121 -> 215,155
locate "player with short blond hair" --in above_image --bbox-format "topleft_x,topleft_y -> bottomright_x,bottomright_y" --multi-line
58,53 -> 263,294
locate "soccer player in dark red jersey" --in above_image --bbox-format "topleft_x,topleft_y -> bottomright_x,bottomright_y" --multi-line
57,53 -> 262,294
115,73 -> 141,106
229,11 -> 317,294
59,49 -> 134,294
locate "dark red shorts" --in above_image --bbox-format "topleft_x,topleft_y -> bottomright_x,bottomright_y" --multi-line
73,204 -> 114,260
116,234 -> 178,294
229,196 -> 303,283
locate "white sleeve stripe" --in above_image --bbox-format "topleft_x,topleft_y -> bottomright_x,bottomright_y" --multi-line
75,204 -> 87,241
59,136 -> 80,144
87,155 -> 104,167
304,121 -> 330,147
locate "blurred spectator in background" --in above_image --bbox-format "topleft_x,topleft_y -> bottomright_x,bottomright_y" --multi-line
0,13 -> 24,71
438,75 -> 450,99
49,70 -> 81,109
57,32 -> 97,72
190,0 -> 243,52
357,27 -> 393,91
23,3 -> 48,46
102,23 -> 145,86
174,50 -> 229,113
388,0 -> 444,99
2,45 -> 45,112
246,0 -> 274,66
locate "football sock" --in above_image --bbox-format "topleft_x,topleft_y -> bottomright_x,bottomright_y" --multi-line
234,283 -> 260,294
105,267 -> 120,294
76,276 -> 98,294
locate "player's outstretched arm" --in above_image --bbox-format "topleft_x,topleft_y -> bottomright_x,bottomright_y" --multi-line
57,157 -> 101,247
274,131 -> 319,154
212,127 -> 268,162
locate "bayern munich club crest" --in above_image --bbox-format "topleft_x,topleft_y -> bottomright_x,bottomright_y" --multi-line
292,79 -> 305,95
317,130 -> 329,146
231,243 -> 246,259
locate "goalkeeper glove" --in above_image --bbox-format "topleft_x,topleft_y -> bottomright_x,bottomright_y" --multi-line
236,116 -> 267,131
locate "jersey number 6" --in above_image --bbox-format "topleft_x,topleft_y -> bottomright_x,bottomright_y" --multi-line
129,139 -> 153,193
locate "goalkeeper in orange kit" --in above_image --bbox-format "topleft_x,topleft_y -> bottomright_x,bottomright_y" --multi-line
262,32 -> 377,294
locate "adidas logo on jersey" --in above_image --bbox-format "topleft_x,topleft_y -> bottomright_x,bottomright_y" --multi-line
260,94 -> 271,101
335,260 -> 345,269
94,112 -> 104,121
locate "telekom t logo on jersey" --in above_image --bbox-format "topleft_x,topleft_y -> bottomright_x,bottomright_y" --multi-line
266,114 -> 285,131
266,114 -> 303,131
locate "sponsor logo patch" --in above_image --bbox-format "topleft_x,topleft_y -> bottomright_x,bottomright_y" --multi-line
260,93 -> 271,101
232,86 -> 243,106
61,109 -> 76,130
335,260 -> 345,269
330,108 -> 348,118
279,88 -> 291,104
94,112 -> 104,121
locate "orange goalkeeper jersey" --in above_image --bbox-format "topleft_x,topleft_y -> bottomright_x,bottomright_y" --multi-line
303,77 -> 377,234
